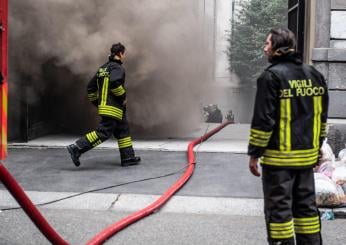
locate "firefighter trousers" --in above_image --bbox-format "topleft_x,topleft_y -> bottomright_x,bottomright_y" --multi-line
262,166 -> 322,245
75,114 -> 135,161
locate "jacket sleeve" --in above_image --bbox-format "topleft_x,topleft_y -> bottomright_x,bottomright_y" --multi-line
319,75 -> 329,148
109,66 -> 126,102
87,74 -> 98,107
248,71 -> 279,158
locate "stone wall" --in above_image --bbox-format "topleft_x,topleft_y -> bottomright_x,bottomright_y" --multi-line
312,0 -> 346,154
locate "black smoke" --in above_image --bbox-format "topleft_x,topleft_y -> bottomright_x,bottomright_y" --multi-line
9,0 -> 214,138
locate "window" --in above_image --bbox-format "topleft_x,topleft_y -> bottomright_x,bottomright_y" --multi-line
288,0 -> 305,56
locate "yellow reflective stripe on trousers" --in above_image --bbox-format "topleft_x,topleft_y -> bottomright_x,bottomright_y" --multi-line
269,220 -> 294,239
313,96 -> 322,148
86,133 -> 93,143
279,99 -> 291,151
92,140 -> 102,147
294,216 -> 320,234
270,220 -> 293,228
294,216 -> 320,225
118,137 -> 132,149
86,131 -> 98,144
270,230 -> 294,239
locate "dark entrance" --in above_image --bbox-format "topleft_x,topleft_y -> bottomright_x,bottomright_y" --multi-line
8,63 -> 95,142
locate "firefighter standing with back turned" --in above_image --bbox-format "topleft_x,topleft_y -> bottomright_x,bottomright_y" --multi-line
248,28 -> 328,245
67,43 -> 141,167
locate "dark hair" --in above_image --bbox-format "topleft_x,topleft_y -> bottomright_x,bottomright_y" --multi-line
268,27 -> 296,53
110,42 -> 126,56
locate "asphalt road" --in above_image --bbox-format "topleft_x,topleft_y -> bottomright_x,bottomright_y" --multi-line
1,209 -> 345,245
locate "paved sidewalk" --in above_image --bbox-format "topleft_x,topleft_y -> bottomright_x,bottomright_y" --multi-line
1,123 -> 346,244
8,123 -> 250,153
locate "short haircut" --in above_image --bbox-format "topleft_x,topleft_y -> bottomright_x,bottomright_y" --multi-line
268,28 -> 296,51
110,43 -> 126,56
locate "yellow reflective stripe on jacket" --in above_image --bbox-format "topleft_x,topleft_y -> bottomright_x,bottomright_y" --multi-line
264,147 -> 319,158
111,85 -> 125,96
88,92 -> 98,101
313,96 -> 322,148
86,131 -> 98,144
249,138 -> 268,147
98,105 -> 123,120
269,220 -> 294,239
251,128 -> 272,137
261,155 -> 318,167
320,122 -> 327,138
294,216 -> 320,234
100,77 -> 109,106
279,99 -> 291,151
118,137 -> 133,149
264,154 -> 318,163
249,129 -> 272,148
261,147 -> 319,167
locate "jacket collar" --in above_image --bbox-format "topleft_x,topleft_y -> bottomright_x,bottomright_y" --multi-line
269,52 -> 302,65
108,56 -> 123,65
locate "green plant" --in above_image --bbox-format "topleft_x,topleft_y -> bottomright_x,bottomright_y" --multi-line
228,0 -> 288,86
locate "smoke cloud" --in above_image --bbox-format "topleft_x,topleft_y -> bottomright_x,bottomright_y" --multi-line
9,0 -> 214,137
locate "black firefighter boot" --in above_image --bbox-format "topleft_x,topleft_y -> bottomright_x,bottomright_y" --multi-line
120,147 -> 141,167
269,239 -> 295,245
295,233 -> 322,245
67,144 -> 82,167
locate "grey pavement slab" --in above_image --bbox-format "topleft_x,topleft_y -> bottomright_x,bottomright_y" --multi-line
0,190 -> 264,216
1,148 -> 262,198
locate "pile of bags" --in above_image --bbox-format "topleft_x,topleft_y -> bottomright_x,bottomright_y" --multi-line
314,141 -> 346,207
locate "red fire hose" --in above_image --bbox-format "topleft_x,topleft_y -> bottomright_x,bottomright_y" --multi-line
0,163 -> 69,245
87,121 -> 232,245
0,121 -> 231,245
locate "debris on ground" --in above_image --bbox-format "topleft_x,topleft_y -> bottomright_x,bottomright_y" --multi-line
315,140 -> 346,207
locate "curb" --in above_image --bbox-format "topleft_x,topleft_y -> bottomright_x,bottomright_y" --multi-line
1,190 -> 346,219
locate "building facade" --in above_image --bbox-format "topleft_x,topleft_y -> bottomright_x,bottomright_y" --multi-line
309,0 -> 346,153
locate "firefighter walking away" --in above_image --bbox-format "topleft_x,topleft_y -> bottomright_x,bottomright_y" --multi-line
67,43 -> 141,167
248,28 -> 329,245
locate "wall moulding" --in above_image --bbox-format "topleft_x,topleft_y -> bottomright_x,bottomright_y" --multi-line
312,48 -> 346,62
331,0 -> 346,10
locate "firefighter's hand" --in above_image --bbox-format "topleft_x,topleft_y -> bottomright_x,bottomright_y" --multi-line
249,156 -> 260,177
123,99 -> 127,106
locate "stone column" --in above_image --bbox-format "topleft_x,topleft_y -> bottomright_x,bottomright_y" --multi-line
312,0 -> 346,154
